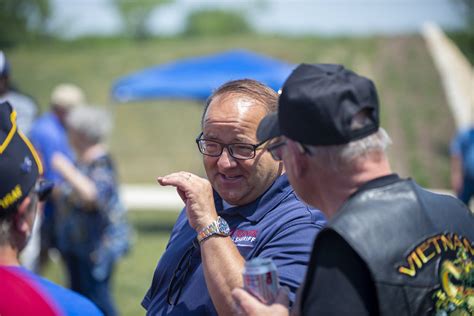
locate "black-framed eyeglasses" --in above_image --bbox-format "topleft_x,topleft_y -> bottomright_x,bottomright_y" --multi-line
267,139 -> 312,161
166,238 -> 199,306
34,180 -> 54,202
195,132 -> 266,160
267,140 -> 287,161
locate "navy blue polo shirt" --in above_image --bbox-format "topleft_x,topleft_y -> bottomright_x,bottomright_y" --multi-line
142,174 -> 326,315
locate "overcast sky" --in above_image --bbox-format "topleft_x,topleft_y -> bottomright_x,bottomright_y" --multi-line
47,0 -> 466,38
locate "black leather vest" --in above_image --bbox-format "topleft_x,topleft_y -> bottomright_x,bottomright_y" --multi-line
324,179 -> 474,315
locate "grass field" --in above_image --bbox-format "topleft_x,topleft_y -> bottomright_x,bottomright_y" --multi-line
4,34 -> 455,187
43,210 -> 180,316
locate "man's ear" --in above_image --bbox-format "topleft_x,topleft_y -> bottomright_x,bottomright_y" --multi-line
286,140 -> 308,177
15,197 -> 33,234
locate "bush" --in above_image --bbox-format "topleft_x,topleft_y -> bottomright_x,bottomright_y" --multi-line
0,0 -> 49,47
184,10 -> 253,37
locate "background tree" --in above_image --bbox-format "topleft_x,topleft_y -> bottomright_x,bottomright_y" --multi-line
455,0 -> 474,30
184,10 -> 252,37
451,0 -> 474,63
113,0 -> 171,40
0,0 -> 50,46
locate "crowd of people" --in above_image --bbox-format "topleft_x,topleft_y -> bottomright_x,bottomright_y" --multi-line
1,47 -> 473,316
0,50 -> 130,316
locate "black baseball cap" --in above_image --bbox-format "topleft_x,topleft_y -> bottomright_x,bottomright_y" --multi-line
257,63 -> 379,145
0,102 -> 51,215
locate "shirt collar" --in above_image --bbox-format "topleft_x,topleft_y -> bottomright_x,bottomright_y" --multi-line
214,174 -> 293,223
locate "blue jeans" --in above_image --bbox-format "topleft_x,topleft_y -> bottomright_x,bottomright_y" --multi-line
64,253 -> 117,316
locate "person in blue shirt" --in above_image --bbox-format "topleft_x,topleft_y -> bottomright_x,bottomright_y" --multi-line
450,127 -> 474,205
0,101 -> 103,316
142,79 -> 326,315
29,83 -> 86,272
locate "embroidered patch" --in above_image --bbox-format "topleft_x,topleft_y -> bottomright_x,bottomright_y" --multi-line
432,248 -> 474,315
397,233 -> 473,278
397,233 -> 474,315
231,229 -> 258,248
0,184 -> 23,209
20,156 -> 32,173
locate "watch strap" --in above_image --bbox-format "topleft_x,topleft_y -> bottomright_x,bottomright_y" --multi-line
197,216 -> 229,243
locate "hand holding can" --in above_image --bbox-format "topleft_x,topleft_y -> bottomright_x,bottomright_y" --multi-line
242,257 -> 279,304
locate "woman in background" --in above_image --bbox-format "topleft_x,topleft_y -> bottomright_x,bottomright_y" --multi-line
52,105 -> 130,316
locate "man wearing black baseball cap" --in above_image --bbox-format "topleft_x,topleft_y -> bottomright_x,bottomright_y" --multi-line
233,64 -> 474,315
0,101 -> 103,315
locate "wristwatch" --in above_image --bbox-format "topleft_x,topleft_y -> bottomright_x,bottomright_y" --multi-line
197,216 -> 230,244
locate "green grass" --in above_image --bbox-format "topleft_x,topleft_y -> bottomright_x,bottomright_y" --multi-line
4,34 -> 455,187
43,210 -> 180,316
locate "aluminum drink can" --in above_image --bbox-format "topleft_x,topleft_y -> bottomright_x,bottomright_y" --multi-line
242,257 -> 279,304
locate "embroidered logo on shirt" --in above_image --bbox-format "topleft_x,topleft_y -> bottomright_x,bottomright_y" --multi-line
231,229 -> 258,248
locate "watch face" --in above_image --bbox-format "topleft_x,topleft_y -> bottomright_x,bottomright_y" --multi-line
218,217 -> 230,235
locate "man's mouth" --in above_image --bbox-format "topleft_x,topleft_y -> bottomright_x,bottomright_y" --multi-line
219,174 -> 243,182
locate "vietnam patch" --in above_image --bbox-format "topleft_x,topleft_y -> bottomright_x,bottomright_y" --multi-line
397,233 -> 474,315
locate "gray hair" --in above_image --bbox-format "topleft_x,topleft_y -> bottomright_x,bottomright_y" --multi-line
0,215 -> 14,246
307,128 -> 392,171
66,106 -> 112,144
0,191 -> 37,246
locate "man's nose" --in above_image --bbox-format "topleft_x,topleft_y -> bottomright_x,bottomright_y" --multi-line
217,147 -> 237,169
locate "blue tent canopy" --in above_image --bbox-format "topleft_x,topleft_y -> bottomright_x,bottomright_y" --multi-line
111,50 -> 295,102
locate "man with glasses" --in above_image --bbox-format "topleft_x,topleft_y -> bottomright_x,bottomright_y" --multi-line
0,102 -> 103,315
142,79 -> 326,315
232,64 -> 474,316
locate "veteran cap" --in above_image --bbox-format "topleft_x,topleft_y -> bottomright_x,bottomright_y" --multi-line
257,63 -> 379,146
0,102 -> 43,214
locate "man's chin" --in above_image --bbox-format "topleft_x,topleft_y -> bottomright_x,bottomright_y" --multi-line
217,184 -> 251,204
219,192 -> 243,206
